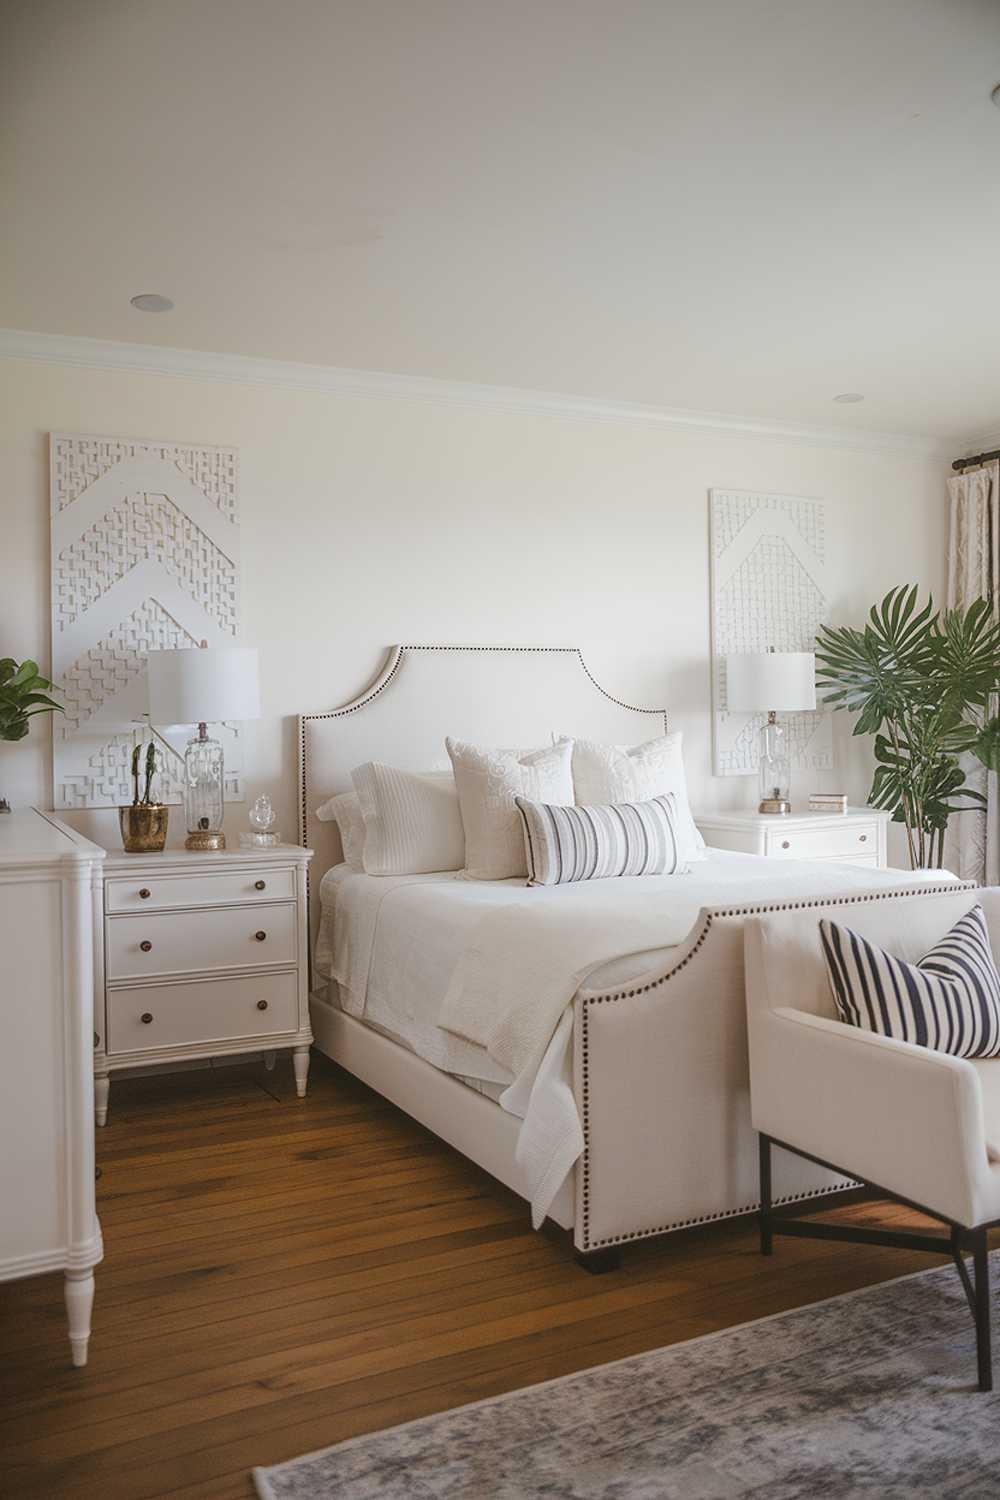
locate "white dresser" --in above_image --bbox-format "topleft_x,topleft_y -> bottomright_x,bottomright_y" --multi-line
0,808 -> 104,1366
95,843 -> 313,1124
695,807 -> 889,867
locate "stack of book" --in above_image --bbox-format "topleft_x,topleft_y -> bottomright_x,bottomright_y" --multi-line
808,792 -> 848,814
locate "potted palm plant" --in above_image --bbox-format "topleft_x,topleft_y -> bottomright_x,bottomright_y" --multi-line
816,586 -> 1000,869
0,657 -> 64,812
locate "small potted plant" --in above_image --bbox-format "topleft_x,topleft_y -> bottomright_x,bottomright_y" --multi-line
0,657 -> 64,812
119,740 -> 169,852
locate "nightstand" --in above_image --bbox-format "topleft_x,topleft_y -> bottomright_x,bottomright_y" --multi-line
94,843 -> 313,1125
695,807 -> 889,868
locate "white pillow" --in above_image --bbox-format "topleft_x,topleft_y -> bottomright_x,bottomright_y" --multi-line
351,763 -> 465,876
566,732 -> 706,863
314,790 -> 367,871
446,737 -> 575,880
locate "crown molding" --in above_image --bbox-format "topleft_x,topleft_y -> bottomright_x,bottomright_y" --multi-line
0,325 -> 955,458
955,422 -> 1000,459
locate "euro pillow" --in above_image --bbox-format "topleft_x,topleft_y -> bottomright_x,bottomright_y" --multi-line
446,737 -> 575,880
566,732 -> 705,864
350,764 -> 465,876
516,792 -> 687,887
820,904 -> 1000,1058
314,790 -> 366,871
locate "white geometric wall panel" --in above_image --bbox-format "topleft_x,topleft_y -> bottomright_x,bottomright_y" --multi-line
709,488 -> 832,777
50,433 -> 245,809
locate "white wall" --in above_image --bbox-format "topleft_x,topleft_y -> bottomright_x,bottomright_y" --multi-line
0,356 -> 947,867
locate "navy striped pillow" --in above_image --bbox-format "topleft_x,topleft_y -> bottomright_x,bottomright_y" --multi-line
819,904 -> 1000,1059
514,792 -> 685,886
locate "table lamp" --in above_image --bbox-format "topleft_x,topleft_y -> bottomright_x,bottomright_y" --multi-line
147,644 -> 261,850
725,650 -> 816,814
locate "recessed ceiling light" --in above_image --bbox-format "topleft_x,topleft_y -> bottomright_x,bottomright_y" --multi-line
130,293 -> 174,313
833,392 -> 864,404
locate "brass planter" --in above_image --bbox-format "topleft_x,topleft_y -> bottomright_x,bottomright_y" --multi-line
119,804 -> 169,853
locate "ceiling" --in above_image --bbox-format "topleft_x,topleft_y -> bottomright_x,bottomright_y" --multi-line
3,0 -> 1000,443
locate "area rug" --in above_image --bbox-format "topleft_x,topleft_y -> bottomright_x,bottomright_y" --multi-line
254,1256 -> 1000,1499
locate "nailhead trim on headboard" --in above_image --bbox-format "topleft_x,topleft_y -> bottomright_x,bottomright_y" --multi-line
577,880 -> 977,1250
297,643 -> 668,851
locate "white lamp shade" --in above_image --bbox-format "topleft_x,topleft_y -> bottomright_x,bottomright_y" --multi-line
725,652 -> 816,713
147,647 -> 261,726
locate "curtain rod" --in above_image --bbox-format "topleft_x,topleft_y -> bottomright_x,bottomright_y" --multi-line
952,448 -> 1000,472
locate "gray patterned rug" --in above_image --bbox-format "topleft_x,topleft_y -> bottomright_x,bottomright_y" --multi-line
254,1256 -> 1000,1499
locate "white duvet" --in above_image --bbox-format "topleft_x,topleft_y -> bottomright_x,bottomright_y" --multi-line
315,853 -> 954,1227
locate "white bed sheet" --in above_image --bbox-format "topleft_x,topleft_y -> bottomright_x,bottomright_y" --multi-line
314,853 -> 954,1227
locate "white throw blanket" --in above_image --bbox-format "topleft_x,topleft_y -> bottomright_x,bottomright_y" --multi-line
438,858 -> 956,1224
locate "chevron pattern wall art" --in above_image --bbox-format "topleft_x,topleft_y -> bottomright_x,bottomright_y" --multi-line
50,432 -> 246,809
709,488 -> 832,777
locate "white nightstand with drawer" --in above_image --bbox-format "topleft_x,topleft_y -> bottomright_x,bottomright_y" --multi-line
694,808 -> 889,867
95,843 -> 313,1125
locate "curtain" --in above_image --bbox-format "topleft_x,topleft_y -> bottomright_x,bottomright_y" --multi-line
945,460 -> 1000,881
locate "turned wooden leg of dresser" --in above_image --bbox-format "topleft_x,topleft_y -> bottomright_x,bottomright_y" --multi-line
65,1269 -> 94,1367
94,1072 -> 110,1127
293,1045 -> 310,1097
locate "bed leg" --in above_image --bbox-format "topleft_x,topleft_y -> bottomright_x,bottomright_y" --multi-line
575,1246 -> 622,1275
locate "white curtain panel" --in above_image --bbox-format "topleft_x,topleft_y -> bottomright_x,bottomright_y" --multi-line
945,461 -> 1000,882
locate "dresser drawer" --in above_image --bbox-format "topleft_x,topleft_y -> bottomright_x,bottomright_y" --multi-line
107,971 -> 299,1055
764,822 -> 878,860
107,902 -> 297,980
106,867 -> 295,913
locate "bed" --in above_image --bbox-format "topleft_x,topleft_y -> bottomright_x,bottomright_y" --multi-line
299,644 -> 963,1267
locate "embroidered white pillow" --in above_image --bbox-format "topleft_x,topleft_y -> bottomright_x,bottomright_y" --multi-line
314,790 -> 367,871
516,793 -> 686,886
350,764 -> 465,876
446,737 -> 575,880
566,732 -> 705,863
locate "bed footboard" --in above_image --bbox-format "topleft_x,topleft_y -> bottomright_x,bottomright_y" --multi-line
571,882 -> 967,1255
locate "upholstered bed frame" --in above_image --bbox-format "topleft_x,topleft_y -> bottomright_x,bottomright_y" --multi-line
298,645 -> 963,1265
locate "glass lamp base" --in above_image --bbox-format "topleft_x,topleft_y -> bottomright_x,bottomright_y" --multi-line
758,717 -> 791,814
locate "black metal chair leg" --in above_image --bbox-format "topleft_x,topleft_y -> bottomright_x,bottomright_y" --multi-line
759,1133 -> 773,1256
973,1228 -> 993,1392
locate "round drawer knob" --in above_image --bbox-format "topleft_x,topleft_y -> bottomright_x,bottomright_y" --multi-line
139,888 -> 151,900
140,940 -> 152,953
141,1012 -> 153,1025
859,834 -> 867,843
255,930 -> 267,942
781,840 -> 790,850
254,879 -> 266,891
256,999 -> 269,1011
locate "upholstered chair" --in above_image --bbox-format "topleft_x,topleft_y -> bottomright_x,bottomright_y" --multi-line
745,884 -> 1000,1391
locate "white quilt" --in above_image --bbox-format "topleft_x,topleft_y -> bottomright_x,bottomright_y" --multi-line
316,853 -> 955,1227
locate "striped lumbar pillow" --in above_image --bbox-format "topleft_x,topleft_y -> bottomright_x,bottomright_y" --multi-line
819,904 -> 1000,1059
514,792 -> 686,887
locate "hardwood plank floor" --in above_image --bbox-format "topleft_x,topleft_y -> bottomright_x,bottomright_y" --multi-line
0,1052 -> 964,1499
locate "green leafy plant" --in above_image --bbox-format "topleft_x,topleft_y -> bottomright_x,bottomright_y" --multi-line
0,658 -> 63,742
130,740 -> 160,807
816,586 -> 1000,869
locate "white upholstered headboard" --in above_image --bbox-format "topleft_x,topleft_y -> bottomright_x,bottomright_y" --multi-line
298,644 -> 667,920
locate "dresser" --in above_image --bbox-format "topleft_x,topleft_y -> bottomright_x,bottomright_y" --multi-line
95,843 -> 313,1124
695,807 -> 889,867
0,808 -> 104,1366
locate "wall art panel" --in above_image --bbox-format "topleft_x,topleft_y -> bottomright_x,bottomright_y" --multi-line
50,432 -> 245,808
709,488 -> 832,777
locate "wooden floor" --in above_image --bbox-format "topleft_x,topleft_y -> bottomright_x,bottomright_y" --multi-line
0,1052 -> 965,1500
